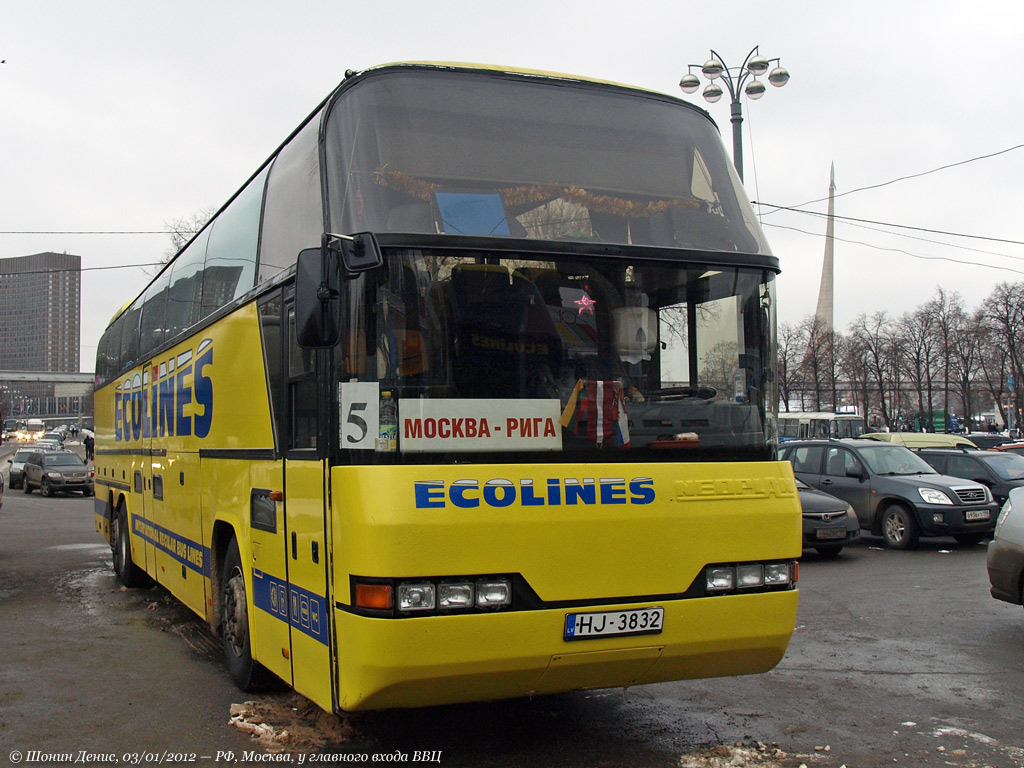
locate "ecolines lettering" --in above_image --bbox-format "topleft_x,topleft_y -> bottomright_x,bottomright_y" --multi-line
114,339 -> 214,444
414,477 -> 655,509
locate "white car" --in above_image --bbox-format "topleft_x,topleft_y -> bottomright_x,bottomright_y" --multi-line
987,487 -> 1024,611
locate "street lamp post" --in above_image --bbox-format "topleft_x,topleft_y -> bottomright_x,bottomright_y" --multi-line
679,46 -> 789,182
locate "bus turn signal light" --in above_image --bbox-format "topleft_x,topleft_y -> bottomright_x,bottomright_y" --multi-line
356,583 -> 394,610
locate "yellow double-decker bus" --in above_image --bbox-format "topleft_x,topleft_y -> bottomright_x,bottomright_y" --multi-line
93,63 -> 800,713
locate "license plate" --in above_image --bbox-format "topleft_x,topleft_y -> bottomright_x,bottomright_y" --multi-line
564,607 -> 664,641
965,509 -> 990,521
816,528 -> 847,540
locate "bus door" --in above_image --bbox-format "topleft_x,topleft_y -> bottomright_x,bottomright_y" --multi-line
126,369 -> 156,580
248,465 -> 293,686
282,303 -> 334,711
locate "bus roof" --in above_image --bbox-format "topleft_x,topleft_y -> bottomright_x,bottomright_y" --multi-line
366,61 -> 691,105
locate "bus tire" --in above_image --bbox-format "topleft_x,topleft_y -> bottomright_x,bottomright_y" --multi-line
112,503 -> 150,587
881,504 -> 919,550
221,537 -> 272,691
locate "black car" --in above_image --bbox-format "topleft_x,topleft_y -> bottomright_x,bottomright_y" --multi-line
964,433 -> 1013,450
797,478 -> 860,557
21,450 -> 94,497
780,439 -> 998,549
916,448 -> 1024,508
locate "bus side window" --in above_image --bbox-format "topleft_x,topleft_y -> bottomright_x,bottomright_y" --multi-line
259,291 -> 285,454
288,308 -> 318,450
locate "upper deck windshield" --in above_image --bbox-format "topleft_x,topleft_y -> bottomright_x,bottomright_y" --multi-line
333,249 -> 778,463
325,66 -> 770,254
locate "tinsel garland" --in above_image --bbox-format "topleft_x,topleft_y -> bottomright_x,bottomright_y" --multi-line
373,169 -> 699,218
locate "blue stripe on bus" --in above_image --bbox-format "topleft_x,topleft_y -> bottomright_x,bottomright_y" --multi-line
130,514 -> 210,577
252,569 -> 329,646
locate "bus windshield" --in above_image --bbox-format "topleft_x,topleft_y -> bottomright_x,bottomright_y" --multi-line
326,67 -> 769,255
334,249 -> 777,462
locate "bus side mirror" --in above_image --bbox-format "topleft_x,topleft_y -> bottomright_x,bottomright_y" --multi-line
295,247 -> 343,348
295,234 -> 382,349
336,232 -> 383,274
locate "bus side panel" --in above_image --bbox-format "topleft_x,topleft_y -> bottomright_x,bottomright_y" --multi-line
284,459 -> 333,713
330,461 -> 800,710
146,451 -> 206,616
248,460 -> 292,686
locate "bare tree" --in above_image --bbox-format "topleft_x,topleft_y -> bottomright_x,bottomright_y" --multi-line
980,282 -> 1024,431
777,321 -> 806,411
849,311 -> 897,428
926,288 -> 965,431
897,308 -> 937,422
162,206 -> 217,263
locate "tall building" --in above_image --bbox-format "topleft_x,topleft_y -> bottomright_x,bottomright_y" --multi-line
0,251 -> 81,372
0,252 -> 82,420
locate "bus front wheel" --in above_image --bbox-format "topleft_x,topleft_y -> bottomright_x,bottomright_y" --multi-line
112,503 -> 150,588
221,537 -> 272,691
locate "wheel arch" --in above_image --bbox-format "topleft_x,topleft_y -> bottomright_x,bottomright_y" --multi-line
871,496 -> 915,535
208,520 -> 238,633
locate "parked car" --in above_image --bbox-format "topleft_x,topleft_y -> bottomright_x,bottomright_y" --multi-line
964,433 -> 1013,450
6,447 -> 34,489
780,439 -> 998,549
860,432 -> 978,450
987,488 -> 1024,611
916,448 -> 1024,508
992,442 -> 1024,457
21,450 -> 94,497
796,478 -> 860,557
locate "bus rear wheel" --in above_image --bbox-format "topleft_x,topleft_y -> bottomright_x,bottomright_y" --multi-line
221,537 -> 273,691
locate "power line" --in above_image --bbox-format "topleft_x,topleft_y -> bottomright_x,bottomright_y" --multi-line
759,143 -> 1024,214
762,221 -> 1024,276
755,203 -> 1024,246
1,263 -> 162,277
0,230 -> 165,235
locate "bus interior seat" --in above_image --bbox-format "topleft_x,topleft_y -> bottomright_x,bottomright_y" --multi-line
447,264 -> 561,396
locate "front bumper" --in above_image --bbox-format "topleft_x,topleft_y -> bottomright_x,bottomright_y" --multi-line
333,590 -> 799,711
915,502 -> 1000,536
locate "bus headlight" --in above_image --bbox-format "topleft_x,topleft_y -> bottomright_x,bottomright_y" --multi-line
438,582 -> 474,609
355,574 -> 515,616
765,563 -> 793,586
398,583 -> 436,612
475,579 -> 512,608
706,566 -> 735,592
736,564 -> 765,589
706,562 -> 795,594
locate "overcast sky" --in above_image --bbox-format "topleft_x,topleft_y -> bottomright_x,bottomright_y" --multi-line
3,1 -> 1023,372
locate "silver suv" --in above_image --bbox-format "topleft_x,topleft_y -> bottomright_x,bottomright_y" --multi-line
6,448 -> 34,489
22,450 -> 94,497
781,439 -> 997,549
